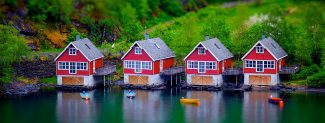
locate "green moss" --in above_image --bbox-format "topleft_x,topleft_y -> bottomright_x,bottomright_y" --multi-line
40,77 -> 57,84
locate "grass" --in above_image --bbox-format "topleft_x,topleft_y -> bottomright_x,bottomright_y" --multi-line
283,80 -> 307,86
39,77 -> 57,84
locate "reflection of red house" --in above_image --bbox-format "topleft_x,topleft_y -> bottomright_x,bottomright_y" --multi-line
121,37 -> 175,85
241,37 -> 287,85
55,38 -> 104,86
184,37 -> 233,86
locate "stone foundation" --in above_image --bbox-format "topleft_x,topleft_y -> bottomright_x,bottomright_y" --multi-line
124,74 -> 163,85
186,74 -> 223,87
244,73 -> 279,85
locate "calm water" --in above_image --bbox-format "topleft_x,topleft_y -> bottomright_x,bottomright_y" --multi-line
1,87 -> 325,123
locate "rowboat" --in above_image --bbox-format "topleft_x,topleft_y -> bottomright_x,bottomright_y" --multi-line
80,92 -> 90,100
125,91 -> 136,99
180,98 -> 200,104
268,97 -> 282,104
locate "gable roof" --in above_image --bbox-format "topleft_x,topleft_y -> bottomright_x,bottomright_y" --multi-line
184,38 -> 234,61
121,38 -> 175,61
55,38 -> 104,61
241,37 -> 287,60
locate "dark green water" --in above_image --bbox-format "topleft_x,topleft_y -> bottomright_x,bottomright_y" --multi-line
1,88 -> 325,123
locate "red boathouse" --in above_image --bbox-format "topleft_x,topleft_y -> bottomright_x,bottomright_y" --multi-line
121,36 -> 175,85
184,37 -> 233,86
55,38 -> 104,86
242,37 -> 287,85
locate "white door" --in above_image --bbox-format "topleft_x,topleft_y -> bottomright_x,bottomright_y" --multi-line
256,61 -> 264,72
198,62 -> 206,73
160,60 -> 163,72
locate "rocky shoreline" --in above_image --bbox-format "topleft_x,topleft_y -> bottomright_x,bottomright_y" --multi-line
1,81 -> 325,96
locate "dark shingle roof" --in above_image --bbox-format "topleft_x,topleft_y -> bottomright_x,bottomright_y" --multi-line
200,38 -> 234,61
71,38 -> 104,60
135,38 -> 175,60
260,37 -> 287,60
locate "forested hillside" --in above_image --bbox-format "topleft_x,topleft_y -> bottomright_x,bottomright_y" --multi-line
0,0 -> 324,86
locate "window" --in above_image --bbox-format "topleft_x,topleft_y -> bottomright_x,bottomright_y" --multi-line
256,61 -> 264,72
69,48 -> 76,55
69,62 -> 76,74
245,60 -> 256,68
264,61 -> 275,69
124,61 -> 135,68
198,47 -> 205,55
58,62 -> 69,70
135,61 -> 141,73
206,62 -> 216,70
142,62 -> 152,70
198,62 -> 206,73
256,44 -> 264,53
77,62 -> 87,70
135,47 -> 141,54
187,61 -> 198,69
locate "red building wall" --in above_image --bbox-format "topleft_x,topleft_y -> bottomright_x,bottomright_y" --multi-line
95,58 -> 103,68
243,47 -> 279,74
56,45 -> 91,76
185,48 -> 225,75
162,58 -> 174,70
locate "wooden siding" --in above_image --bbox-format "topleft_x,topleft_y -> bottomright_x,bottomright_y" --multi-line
129,75 -> 149,85
95,58 -> 103,69
191,76 -> 213,85
62,77 -> 84,85
249,75 -> 271,85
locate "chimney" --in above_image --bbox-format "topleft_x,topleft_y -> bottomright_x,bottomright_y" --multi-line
261,33 -> 265,40
144,33 -> 149,40
205,35 -> 209,40
76,35 -> 80,41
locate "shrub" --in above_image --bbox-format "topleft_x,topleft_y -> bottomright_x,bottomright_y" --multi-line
290,64 -> 319,80
307,70 -> 325,88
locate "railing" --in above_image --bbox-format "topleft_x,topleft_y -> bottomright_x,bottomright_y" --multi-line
94,64 -> 116,76
162,66 -> 185,75
280,66 -> 300,74
223,68 -> 243,75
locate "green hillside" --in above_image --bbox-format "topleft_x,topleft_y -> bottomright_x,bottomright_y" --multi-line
0,0 -> 325,86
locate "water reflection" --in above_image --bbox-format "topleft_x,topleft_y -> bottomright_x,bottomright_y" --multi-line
243,91 -> 281,123
56,91 -> 98,123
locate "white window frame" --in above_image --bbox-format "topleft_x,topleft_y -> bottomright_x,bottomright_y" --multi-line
142,61 -> 152,70
198,47 -> 205,55
256,45 -> 264,53
77,62 -> 88,70
69,48 -> 77,55
135,47 -> 142,54
206,62 -> 216,70
256,60 -> 264,72
264,60 -> 275,69
198,61 -> 206,73
58,62 -> 69,70
135,61 -> 142,73
245,60 -> 256,68
69,62 -> 77,74
187,61 -> 198,69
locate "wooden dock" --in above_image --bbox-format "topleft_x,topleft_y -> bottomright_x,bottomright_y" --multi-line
223,68 -> 243,75
280,65 -> 300,74
161,66 -> 185,75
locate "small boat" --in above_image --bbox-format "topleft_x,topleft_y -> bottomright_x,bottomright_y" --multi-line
125,91 -> 136,98
180,98 -> 200,105
80,91 -> 90,100
268,97 -> 283,104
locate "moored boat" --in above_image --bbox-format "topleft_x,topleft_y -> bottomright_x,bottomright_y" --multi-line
180,98 -> 200,105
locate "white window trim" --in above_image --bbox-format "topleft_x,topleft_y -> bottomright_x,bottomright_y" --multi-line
245,60 -> 256,68
135,47 -> 142,54
134,61 -> 142,73
256,60 -> 264,72
198,47 -> 206,55
256,46 -> 264,53
69,62 -> 77,74
206,61 -> 217,70
263,60 -> 275,69
198,61 -> 206,73
69,48 -> 77,55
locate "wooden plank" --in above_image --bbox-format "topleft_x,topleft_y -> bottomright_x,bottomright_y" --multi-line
129,76 -> 139,84
129,75 -> 148,85
62,77 -> 84,85
249,75 -> 271,85
192,76 -> 212,85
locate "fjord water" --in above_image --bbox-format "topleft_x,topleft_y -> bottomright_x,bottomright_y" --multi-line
1,88 -> 325,123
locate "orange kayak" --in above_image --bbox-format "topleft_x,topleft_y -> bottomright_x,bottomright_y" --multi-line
268,97 -> 282,104
180,98 -> 200,104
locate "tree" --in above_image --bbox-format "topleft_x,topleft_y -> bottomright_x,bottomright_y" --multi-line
0,25 -> 29,83
67,28 -> 87,42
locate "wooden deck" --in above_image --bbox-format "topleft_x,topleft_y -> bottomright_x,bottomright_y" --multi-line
223,68 -> 243,75
161,66 -> 185,75
94,64 -> 116,76
280,65 -> 300,74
